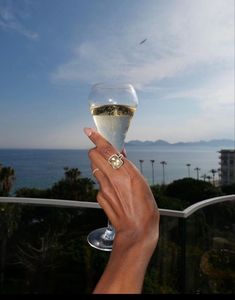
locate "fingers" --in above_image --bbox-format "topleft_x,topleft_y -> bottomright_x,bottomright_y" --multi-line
91,163 -> 120,216
84,127 -> 120,160
90,147 -> 140,185
91,163 -> 110,189
89,148 -> 128,179
96,192 -> 118,225
84,127 -> 115,150
91,162 -> 120,210
85,127 -> 140,183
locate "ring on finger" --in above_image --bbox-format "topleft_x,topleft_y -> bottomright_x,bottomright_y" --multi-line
92,168 -> 100,175
108,153 -> 124,169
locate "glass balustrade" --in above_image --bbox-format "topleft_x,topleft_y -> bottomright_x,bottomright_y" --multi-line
0,196 -> 234,294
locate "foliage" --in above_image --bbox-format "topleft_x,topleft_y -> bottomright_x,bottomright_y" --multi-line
0,164 -> 235,294
49,176 -> 95,201
0,165 -> 15,196
221,183 -> 235,195
151,178 -> 223,210
0,203 -> 109,294
151,184 -> 186,210
164,178 -> 222,206
15,187 -> 51,198
208,249 -> 235,273
15,167 -> 97,202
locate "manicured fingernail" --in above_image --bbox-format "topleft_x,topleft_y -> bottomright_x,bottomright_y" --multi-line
84,127 -> 93,137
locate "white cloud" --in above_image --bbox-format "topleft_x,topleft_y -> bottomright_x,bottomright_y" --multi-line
161,69 -> 234,110
0,0 -> 39,40
129,102 -> 233,143
52,0 -> 234,88
50,0 -> 234,145
130,68 -> 234,142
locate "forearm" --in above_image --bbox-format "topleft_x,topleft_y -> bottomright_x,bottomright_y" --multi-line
93,235 -> 157,294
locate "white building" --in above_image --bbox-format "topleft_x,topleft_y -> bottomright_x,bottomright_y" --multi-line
219,150 -> 235,185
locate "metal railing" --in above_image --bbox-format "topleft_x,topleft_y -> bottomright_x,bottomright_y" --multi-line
0,194 -> 235,218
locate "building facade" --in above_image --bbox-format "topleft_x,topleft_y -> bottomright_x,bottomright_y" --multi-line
219,150 -> 235,185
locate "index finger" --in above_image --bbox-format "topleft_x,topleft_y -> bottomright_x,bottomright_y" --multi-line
84,127 -> 118,152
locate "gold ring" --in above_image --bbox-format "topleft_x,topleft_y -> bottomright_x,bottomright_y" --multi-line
92,168 -> 100,175
108,153 -> 124,169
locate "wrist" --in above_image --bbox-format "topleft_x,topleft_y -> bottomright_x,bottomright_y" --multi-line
93,229 -> 158,294
113,229 -> 158,255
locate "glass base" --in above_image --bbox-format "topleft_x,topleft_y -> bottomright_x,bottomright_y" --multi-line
87,227 -> 115,251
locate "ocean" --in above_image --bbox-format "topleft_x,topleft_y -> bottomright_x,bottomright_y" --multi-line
0,146 -> 222,193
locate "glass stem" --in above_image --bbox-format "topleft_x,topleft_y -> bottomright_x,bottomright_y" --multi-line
102,220 -> 115,240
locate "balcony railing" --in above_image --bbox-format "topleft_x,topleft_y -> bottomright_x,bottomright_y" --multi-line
1,194 -> 234,218
0,195 -> 235,294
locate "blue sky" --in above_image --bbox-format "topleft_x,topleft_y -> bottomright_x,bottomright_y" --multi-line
0,0 -> 234,149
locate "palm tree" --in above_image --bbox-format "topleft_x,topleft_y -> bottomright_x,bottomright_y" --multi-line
51,167 -> 94,201
139,160 -> 144,175
160,161 -> 167,185
209,169 -> 217,185
186,163 -> 191,177
64,167 -> 81,183
201,174 -> 207,181
206,175 -> 212,183
194,167 -> 201,180
150,160 -> 155,185
0,166 -> 15,196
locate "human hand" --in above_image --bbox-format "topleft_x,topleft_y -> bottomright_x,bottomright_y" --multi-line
84,127 -> 159,250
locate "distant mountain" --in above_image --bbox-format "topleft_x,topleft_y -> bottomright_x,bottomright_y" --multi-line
125,139 -> 234,147
126,139 -> 170,146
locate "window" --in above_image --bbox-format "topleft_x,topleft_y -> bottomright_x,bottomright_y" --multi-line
221,159 -> 228,166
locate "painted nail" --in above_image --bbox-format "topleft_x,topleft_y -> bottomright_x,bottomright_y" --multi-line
84,127 -> 93,137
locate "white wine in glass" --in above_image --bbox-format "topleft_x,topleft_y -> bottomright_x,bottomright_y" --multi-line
87,82 -> 138,251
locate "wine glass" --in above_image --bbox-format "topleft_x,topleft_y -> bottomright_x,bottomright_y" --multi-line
87,82 -> 138,251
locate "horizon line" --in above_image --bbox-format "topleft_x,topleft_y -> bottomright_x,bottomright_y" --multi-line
0,138 -> 234,151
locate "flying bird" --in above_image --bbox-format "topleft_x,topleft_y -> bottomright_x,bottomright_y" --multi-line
139,38 -> 147,45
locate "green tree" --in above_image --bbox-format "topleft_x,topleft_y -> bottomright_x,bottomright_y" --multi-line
64,167 -> 81,182
0,164 -> 20,288
15,167 -> 97,202
16,187 -> 51,198
50,167 -> 96,202
16,230 -> 64,293
221,183 -> 235,195
0,166 -> 15,196
0,203 -> 22,288
151,185 -> 186,210
209,169 -> 218,185
164,178 -> 222,206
